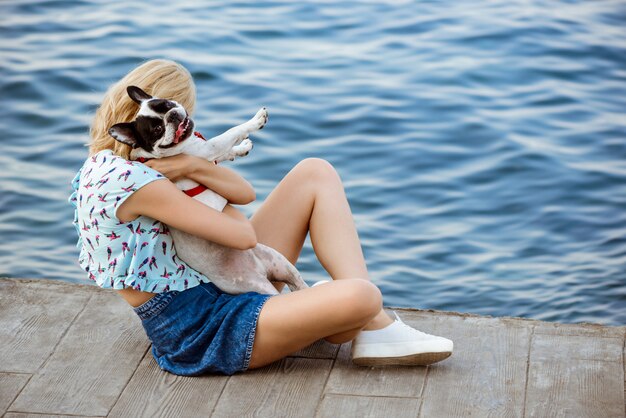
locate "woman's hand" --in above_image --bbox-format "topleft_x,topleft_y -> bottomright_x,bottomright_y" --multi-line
143,154 -> 200,182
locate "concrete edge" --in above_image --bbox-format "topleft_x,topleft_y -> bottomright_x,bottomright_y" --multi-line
2,277 -> 624,334
389,306 -> 626,334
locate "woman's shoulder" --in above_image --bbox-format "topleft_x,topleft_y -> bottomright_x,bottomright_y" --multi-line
70,149 -> 166,214
69,150 -> 165,227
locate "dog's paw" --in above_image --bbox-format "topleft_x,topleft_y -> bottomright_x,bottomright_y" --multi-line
232,138 -> 253,157
234,133 -> 249,146
248,107 -> 268,131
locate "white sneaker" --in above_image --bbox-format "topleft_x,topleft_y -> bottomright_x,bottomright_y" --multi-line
350,311 -> 453,366
311,280 -> 330,287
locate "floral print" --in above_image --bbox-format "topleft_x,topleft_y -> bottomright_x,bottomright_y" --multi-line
69,149 -> 211,292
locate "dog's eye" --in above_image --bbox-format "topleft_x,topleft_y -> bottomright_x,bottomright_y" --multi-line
154,125 -> 163,135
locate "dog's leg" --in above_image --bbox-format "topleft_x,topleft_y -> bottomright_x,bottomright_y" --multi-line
170,227 -> 280,296
252,243 -> 309,292
222,138 -> 253,161
185,108 -> 267,163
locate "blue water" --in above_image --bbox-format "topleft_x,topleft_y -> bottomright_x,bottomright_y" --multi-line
1,0 -> 625,325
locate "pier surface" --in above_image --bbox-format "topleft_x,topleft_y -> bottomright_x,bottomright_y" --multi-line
0,278 -> 624,418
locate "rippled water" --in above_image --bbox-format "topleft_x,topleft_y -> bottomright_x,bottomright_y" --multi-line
1,0 -> 625,325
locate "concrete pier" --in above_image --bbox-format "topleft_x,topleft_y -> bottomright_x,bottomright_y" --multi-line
0,278 -> 624,417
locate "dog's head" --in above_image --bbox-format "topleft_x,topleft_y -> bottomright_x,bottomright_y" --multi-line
108,86 -> 195,157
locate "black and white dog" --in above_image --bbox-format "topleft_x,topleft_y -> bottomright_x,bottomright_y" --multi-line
108,85 -> 308,295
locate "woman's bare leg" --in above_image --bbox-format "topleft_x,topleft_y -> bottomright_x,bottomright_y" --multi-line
248,279 -> 382,368
246,158 -> 394,369
250,158 -> 393,328
251,158 -> 370,282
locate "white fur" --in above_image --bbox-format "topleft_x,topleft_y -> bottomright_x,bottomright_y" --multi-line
130,106 -> 308,295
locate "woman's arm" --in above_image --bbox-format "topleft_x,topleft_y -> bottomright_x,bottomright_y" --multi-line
144,154 -> 256,205
116,178 -> 257,250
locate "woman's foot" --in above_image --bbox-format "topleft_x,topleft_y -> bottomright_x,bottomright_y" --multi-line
350,311 -> 453,367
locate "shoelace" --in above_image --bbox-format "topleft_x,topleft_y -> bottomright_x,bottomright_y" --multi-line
391,311 -> 431,338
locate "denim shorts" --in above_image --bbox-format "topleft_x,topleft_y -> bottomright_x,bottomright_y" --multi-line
133,281 -> 274,376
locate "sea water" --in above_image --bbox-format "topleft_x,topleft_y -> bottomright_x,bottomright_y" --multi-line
1,0 -> 624,324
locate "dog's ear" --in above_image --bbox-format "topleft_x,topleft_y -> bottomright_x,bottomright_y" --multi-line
127,86 -> 153,105
108,122 -> 139,148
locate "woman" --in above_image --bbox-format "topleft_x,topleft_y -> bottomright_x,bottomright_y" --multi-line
70,59 -> 453,376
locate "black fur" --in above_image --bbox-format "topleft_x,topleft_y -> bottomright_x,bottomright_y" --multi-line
108,85 -> 194,152
108,122 -> 139,149
109,116 -> 166,152
149,99 -> 177,114
127,86 -> 153,104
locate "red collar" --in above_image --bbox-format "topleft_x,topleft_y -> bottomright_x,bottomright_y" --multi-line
193,131 -> 207,141
135,131 -> 215,198
182,184 -> 208,197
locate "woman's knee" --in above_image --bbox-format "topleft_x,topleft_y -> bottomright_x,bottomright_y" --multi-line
335,278 -> 383,324
294,157 -> 341,185
249,279 -> 381,366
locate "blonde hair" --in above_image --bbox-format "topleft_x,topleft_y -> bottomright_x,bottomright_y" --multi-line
89,59 -> 196,159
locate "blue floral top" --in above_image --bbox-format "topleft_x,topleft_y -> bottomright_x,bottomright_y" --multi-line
68,149 -> 211,292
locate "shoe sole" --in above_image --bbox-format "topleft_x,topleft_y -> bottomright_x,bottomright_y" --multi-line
352,351 -> 452,367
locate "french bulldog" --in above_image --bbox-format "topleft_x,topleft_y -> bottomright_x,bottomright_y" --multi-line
108,85 -> 308,295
